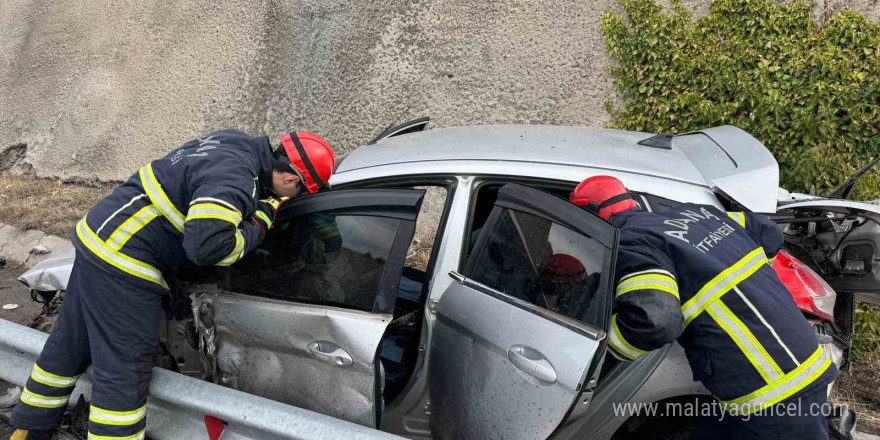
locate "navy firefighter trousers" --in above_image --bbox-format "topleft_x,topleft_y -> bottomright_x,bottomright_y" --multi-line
10,252 -> 163,439
693,387 -> 830,439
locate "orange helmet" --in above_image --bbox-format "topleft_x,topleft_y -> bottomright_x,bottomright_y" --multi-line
570,175 -> 637,220
278,131 -> 336,194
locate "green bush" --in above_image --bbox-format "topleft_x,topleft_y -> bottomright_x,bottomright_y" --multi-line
854,303 -> 880,358
601,0 -> 880,198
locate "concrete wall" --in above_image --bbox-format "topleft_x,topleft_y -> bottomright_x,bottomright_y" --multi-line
1,0 -> 877,181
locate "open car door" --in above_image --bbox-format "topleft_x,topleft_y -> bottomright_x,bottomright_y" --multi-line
776,199 -> 880,303
429,184 -> 614,440
193,188 -> 424,428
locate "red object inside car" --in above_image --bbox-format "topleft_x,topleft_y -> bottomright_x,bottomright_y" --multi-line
772,249 -> 837,322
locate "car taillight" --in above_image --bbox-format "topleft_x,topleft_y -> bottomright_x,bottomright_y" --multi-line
772,250 -> 836,321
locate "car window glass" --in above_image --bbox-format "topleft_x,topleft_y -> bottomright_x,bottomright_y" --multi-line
220,212 -> 400,312
466,208 -> 607,324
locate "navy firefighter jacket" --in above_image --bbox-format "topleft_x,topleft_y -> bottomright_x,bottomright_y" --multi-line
607,204 -> 837,416
72,129 -> 274,291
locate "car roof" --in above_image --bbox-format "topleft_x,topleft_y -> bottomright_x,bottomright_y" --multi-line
333,124 -> 707,186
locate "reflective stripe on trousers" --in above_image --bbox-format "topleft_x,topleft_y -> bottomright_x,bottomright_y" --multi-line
89,404 -> 147,429
87,431 -> 146,440
18,363 -> 79,411
20,387 -> 70,409
30,364 -> 79,388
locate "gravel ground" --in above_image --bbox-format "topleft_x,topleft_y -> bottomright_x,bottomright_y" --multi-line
0,419 -> 15,437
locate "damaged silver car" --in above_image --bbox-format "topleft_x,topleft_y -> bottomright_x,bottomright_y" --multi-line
20,122 -> 872,439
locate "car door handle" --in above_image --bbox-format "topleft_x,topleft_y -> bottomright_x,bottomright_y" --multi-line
507,345 -> 557,383
307,341 -> 353,367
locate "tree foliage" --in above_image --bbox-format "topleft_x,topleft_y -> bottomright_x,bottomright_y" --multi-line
854,303 -> 880,358
601,0 -> 880,198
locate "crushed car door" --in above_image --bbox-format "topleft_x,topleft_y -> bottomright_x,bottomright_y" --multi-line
429,183 -> 614,440
776,199 -> 880,302
193,188 -> 424,428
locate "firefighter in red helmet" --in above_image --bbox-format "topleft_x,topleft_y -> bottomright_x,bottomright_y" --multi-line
540,254 -> 594,317
11,129 -> 335,440
570,175 -> 836,440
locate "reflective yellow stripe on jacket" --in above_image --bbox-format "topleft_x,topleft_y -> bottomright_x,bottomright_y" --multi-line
608,314 -> 648,361
106,205 -> 161,252
681,247 -> 767,326
216,229 -> 246,266
721,345 -> 832,415
616,269 -> 679,300
139,163 -> 184,232
254,211 -> 273,229
677,245 -> 829,410
706,300 -> 784,383
186,202 -> 242,226
186,199 -> 246,266
76,217 -> 169,290
726,211 -> 746,228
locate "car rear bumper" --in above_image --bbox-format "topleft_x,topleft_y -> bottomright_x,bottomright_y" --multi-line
824,339 -> 845,375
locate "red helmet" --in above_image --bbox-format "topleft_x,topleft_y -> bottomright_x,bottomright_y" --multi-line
570,175 -> 637,220
541,254 -> 588,284
278,131 -> 336,194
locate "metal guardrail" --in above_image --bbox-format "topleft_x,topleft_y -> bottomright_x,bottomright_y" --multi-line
0,319 -> 405,440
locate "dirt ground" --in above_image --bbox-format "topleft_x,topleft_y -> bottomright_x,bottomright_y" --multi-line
0,265 -> 42,326
832,353 -> 880,435
0,266 -> 42,436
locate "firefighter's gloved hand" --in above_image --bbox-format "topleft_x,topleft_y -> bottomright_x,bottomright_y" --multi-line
250,196 -> 289,238
161,275 -> 192,321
